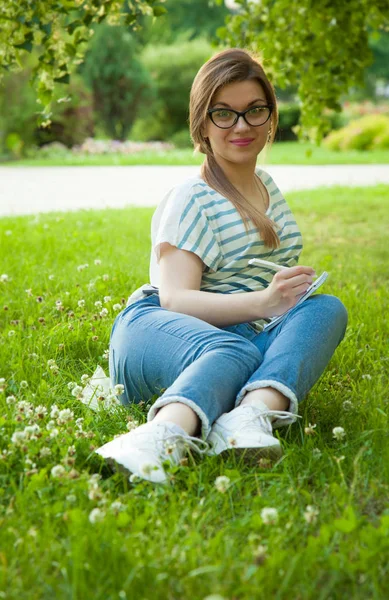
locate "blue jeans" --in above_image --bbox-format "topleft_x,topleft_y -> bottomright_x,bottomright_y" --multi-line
109,293 -> 348,438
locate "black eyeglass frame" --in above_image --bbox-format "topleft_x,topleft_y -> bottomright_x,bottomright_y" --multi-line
207,105 -> 274,129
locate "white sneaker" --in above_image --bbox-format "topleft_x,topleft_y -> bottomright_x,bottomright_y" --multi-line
95,420 -> 209,484
206,405 -> 294,462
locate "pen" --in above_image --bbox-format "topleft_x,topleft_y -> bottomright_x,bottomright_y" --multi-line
247,258 -> 289,272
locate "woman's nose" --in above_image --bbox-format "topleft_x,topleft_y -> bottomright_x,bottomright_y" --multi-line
233,115 -> 251,132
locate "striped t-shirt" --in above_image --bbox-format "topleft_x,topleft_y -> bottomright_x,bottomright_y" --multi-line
127,167 -> 303,332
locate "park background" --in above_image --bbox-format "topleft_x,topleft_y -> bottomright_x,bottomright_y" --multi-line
1,1 -> 389,600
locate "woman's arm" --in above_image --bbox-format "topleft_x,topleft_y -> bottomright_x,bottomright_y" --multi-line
159,244 -> 315,328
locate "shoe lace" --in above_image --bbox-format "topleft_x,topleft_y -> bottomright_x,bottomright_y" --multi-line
236,408 -> 302,436
161,433 -> 210,456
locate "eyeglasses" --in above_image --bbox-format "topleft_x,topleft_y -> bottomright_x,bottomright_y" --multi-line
207,105 -> 273,129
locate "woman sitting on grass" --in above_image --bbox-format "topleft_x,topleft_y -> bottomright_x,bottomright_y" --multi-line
95,48 -> 348,483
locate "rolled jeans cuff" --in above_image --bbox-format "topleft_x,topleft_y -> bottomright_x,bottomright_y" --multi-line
235,379 -> 299,429
147,395 -> 211,439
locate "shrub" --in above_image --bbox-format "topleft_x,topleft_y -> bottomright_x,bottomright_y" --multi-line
35,76 -> 95,148
140,39 -> 213,138
169,128 -> 193,149
81,24 -> 154,141
323,114 -> 389,151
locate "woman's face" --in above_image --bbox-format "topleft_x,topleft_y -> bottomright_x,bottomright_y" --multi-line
204,79 -> 271,166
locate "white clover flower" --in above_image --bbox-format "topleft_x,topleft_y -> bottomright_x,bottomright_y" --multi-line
303,505 -> 319,524
88,473 -> 101,486
102,274 -> 109,281
78,299 -> 85,308
39,447 -> 51,458
6,395 -> 16,405
49,428 -> 59,438
362,374 -> 372,380
46,420 -> 56,431
75,417 -> 84,430
51,465 -> 66,478
94,301 -> 102,309
253,544 -> 268,563
0,274 -> 9,282
17,401 -> 33,416
81,374 -> 90,384
66,494 -> 77,503
20,380 -> 28,389
113,303 -> 122,311
103,395 -> 120,410
89,508 -> 105,524
103,296 -> 111,303
304,423 -> 317,436
25,288 -> 33,296
214,475 -> 231,493
103,349 -> 109,359
8,330 -> 15,337
129,473 -> 140,483
47,359 -> 57,367
332,426 -> 346,441
110,501 -> 125,514
35,405 -> 48,418
94,259 -> 101,265
77,264 -> 89,272
67,381 -> 77,391
100,308 -> 109,318
114,384 -> 124,396
312,448 -> 322,458
48,274 -> 55,281
260,507 -> 279,525
11,430 -> 28,445
55,300 -> 63,309
29,353 -> 39,360
24,424 -> 41,440
71,385 -> 83,398
50,405 -> 60,418
342,400 -> 353,410
88,486 -> 103,501
164,442 -> 177,455
126,418 -> 139,432
58,408 -> 74,424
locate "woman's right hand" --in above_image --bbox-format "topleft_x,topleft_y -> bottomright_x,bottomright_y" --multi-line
260,265 -> 316,318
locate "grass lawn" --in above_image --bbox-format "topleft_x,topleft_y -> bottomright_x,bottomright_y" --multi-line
0,184 -> 389,599
3,141 -> 389,166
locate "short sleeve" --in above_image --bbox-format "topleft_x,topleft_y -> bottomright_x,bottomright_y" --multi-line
151,183 -> 222,272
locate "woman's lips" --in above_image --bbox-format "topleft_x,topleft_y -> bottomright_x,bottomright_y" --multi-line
230,139 -> 254,147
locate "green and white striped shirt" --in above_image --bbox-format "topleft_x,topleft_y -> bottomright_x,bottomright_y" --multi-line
127,167 -> 303,332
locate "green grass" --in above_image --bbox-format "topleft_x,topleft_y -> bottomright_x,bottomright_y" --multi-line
3,141 -> 389,166
0,185 -> 389,599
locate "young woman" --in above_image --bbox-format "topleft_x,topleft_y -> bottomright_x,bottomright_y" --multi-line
95,48 -> 348,483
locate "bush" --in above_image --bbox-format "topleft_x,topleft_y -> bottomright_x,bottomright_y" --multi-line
139,39 -> 213,139
0,65 -> 95,156
0,62 -> 39,157
323,114 -> 389,151
169,128 -> 193,149
35,76 -> 95,148
81,24 -> 154,141
276,103 -> 300,141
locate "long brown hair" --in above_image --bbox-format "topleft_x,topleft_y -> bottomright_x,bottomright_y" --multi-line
189,48 -> 280,249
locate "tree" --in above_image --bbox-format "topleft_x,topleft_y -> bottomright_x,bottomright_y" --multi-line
0,0 -> 166,125
217,0 -> 389,142
81,24 -> 153,140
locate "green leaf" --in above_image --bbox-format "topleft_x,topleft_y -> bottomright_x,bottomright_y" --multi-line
53,74 -> 70,84
153,6 -> 168,16
13,40 -> 33,52
66,20 -> 83,35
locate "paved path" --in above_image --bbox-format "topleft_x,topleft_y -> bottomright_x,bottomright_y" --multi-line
1,164 -> 388,217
